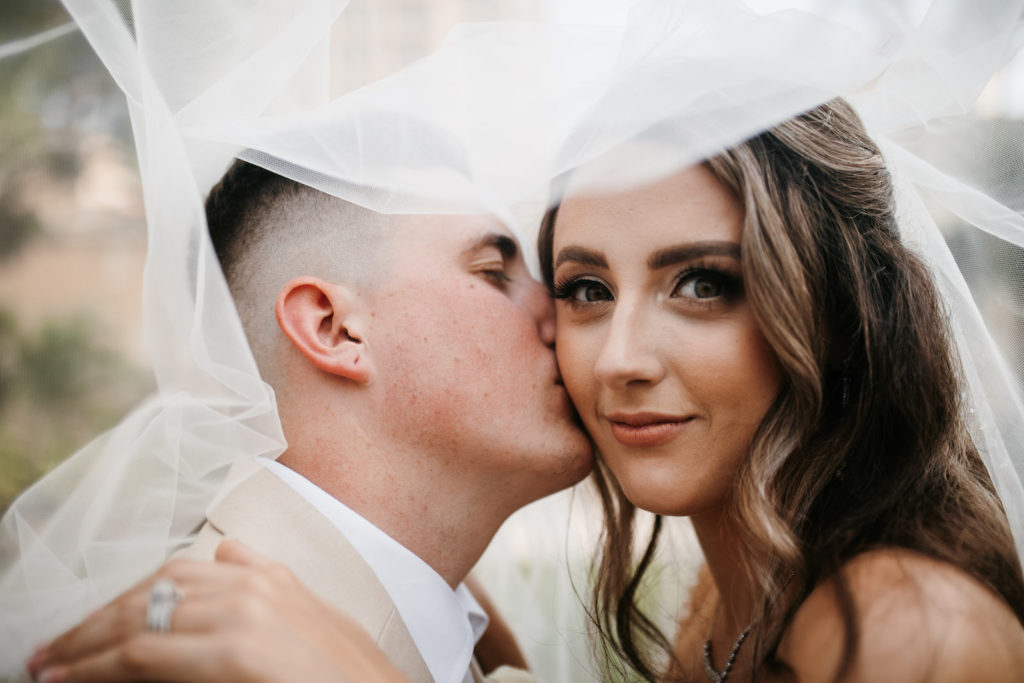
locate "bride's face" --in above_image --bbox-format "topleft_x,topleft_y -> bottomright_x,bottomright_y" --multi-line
551,165 -> 782,517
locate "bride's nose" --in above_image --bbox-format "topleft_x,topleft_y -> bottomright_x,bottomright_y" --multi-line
594,302 -> 664,390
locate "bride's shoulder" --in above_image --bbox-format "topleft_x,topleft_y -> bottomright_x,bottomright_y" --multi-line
776,548 -> 1024,682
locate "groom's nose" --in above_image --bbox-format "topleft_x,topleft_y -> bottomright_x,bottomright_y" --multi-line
523,277 -> 556,347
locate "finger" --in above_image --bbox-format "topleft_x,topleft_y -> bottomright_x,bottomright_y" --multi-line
214,538 -> 268,566
39,562 -> 244,670
40,633 -> 231,683
40,571 -> 300,674
37,590 -> 149,673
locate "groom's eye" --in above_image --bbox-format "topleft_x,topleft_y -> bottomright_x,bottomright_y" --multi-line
465,232 -> 519,292
482,268 -> 512,289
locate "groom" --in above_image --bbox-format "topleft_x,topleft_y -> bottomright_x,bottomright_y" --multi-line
150,160 -> 590,682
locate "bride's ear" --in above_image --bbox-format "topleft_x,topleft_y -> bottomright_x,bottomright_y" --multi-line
275,276 -> 374,384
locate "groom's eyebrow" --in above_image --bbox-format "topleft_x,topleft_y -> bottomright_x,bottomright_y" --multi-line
465,232 -> 518,261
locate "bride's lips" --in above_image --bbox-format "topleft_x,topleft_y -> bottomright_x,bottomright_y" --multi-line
606,412 -> 692,448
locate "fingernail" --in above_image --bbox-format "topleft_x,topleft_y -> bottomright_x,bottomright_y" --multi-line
39,665 -> 66,683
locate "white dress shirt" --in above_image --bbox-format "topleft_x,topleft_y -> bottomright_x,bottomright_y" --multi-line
259,458 -> 489,683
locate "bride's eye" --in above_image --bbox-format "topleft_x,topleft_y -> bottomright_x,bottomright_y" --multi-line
552,277 -> 613,305
672,269 -> 735,301
574,281 -> 612,303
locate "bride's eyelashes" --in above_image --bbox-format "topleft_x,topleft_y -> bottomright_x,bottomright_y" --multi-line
551,276 -> 611,305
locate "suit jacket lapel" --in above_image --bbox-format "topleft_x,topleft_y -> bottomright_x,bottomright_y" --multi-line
203,459 -> 435,682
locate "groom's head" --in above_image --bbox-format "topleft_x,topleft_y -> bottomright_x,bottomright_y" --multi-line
205,160 -> 591,510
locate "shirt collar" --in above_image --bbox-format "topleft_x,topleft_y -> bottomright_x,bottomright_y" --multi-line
259,458 -> 488,683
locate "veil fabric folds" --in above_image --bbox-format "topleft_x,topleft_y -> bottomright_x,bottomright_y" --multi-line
1,0 -> 1023,678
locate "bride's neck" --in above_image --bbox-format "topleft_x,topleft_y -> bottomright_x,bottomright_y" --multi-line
690,506 -> 757,638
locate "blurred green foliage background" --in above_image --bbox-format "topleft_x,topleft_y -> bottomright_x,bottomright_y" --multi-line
0,0 -> 149,513
0,310 -> 146,509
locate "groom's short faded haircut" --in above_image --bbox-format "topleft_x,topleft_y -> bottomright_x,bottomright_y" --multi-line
203,159 -> 394,375
205,159 -> 312,286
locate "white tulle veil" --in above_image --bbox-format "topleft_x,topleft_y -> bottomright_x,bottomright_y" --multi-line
1,0 -> 1023,678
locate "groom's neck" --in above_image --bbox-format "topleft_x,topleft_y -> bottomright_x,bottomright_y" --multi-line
277,444 -> 515,589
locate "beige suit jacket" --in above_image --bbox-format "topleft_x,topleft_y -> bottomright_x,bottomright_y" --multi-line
177,458 -> 436,681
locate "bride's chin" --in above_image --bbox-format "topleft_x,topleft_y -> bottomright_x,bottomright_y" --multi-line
613,476 -> 683,516
624,493 -> 695,517
607,464 -> 723,518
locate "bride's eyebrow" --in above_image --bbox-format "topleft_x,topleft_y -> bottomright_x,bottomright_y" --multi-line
648,241 -> 740,270
554,246 -> 607,270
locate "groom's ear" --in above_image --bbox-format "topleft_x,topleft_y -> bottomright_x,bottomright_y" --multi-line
275,276 -> 374,384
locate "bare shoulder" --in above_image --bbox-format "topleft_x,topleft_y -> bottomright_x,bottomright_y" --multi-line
777,548 -> 1024,682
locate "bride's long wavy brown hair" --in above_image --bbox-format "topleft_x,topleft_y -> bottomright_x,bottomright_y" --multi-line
538,98 -> 1024,681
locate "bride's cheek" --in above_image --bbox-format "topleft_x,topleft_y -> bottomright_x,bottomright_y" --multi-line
555,334 -> 592,402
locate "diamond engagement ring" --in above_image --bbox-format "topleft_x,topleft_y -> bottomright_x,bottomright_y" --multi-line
145,579 -> 184,633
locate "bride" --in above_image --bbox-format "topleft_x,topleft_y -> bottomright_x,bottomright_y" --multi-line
28,99 -> 1024,682
543,98 -> 1024,680
7,1 -> 1024,681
